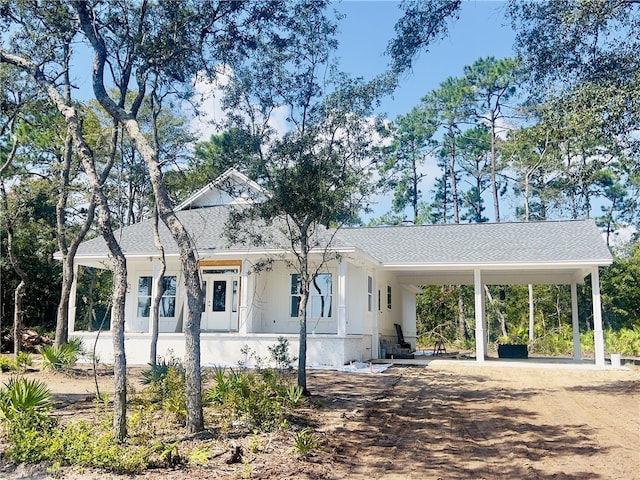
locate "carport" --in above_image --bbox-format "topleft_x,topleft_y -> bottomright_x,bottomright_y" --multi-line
342,219 -> 613,366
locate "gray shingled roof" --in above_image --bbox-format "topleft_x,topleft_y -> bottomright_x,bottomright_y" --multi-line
337,219 -> 612,266
75,206 -> 611,266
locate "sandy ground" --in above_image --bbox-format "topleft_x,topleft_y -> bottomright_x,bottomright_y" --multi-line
0,360 -> 638,479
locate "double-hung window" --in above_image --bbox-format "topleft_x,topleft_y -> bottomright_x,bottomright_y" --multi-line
290,273 -> 333,318
137,276 -> 177,318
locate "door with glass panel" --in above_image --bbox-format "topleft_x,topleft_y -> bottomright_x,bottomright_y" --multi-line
200,268 -> 239,331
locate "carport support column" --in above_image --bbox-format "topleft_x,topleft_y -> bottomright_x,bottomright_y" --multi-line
591,267 -> 605,367
571,282 -> 581,360
337,259 -> 347,336
474,268 -> 485,363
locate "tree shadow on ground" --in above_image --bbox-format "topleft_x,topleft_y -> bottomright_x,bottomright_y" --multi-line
307,367 -> 605,480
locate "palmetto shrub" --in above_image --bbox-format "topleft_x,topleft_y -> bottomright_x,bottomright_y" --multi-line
0,377 -> 57,463
39,338 -> 85,371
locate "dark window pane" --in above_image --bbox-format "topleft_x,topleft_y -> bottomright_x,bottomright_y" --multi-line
290,274 -> 301,294
160,297 -> 175,317
138,277 -> 151,296
163,276 -> 177,295
290,295 -> 300,317
213,280 -> 226,312
137,298 -> 150,318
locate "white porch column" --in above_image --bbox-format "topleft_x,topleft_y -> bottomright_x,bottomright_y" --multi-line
68,263 -> 79,333
371,276 -> 379,359
238,260 -> 251,334
336,259 -> 347,336
591,267 -> 605,367
571,282 -> 581,361
474,268 -> 485,363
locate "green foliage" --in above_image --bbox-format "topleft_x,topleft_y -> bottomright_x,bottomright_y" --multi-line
601,247 -> 640,330
284,384 -> 305,408
604,327 -> 640,356
15,351 -> 33,370
293,427 -> 321,459
140,357 -> 186,425
43,421 -> 149,473
205,365 -> 300,432
268,336 -> 297,372
39,339 -> 85,371
0,376 -> 148,473
0,355 -> 16,372
0,377 -> 57,463
150,440 -> 182,467
0,377 -> 52,424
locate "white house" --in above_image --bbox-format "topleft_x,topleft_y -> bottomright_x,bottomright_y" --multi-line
64,169 -> 613,367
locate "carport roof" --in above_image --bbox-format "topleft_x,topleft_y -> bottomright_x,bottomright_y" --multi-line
337,219 -> 612,266
338,219 -> 612,286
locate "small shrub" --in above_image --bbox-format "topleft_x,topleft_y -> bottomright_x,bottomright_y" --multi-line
15,351 -> 33,371
268,337 -> 297,371
205,367 -> 284,432
0,377 -> 57,463
293,427 -> 321,459
0,377 -> 52,423
284,384 -> 305,408
39,339 -> 85,371
140,357 -> 186,425
0,355 -> 16,372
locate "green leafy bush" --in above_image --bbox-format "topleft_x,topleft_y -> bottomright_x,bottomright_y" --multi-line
0,355 -> 16,372
140,356 -> 186,425
39,339 -> 85,371
205,367 -> 285,432
0,377 -> 57,463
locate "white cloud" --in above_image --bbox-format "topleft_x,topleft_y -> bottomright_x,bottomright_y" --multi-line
188,66 -> 290,142
189,67 -> 232,141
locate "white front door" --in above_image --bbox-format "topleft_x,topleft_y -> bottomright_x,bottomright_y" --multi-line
201,268 -> 239,331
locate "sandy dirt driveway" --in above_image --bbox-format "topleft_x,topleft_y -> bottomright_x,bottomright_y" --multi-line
1,361 -> 638,479
313,362 -> 639,479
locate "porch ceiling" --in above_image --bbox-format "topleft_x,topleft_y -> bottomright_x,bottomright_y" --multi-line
390,265 -> 595,286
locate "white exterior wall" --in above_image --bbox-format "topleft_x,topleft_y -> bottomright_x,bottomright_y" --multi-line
76,331 -> 370,367
251,260 -> 339,334
346,262 -> 366,335
71,256 -> 393,366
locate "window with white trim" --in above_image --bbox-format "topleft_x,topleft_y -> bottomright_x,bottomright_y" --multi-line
290,273 -> 333,318
137,276 -> 177,318
367,276 -> 373,312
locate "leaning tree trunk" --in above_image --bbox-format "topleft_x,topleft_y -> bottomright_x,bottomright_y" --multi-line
0,48 -> 131,438
55,128 -> 97,346
74,2 -> 205,432
149,205 -> 166,365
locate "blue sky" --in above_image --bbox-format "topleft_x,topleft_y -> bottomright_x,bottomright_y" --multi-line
334,0 -> 517,119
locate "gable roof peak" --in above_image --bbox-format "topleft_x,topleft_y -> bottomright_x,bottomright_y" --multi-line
175,167 -> 269,211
